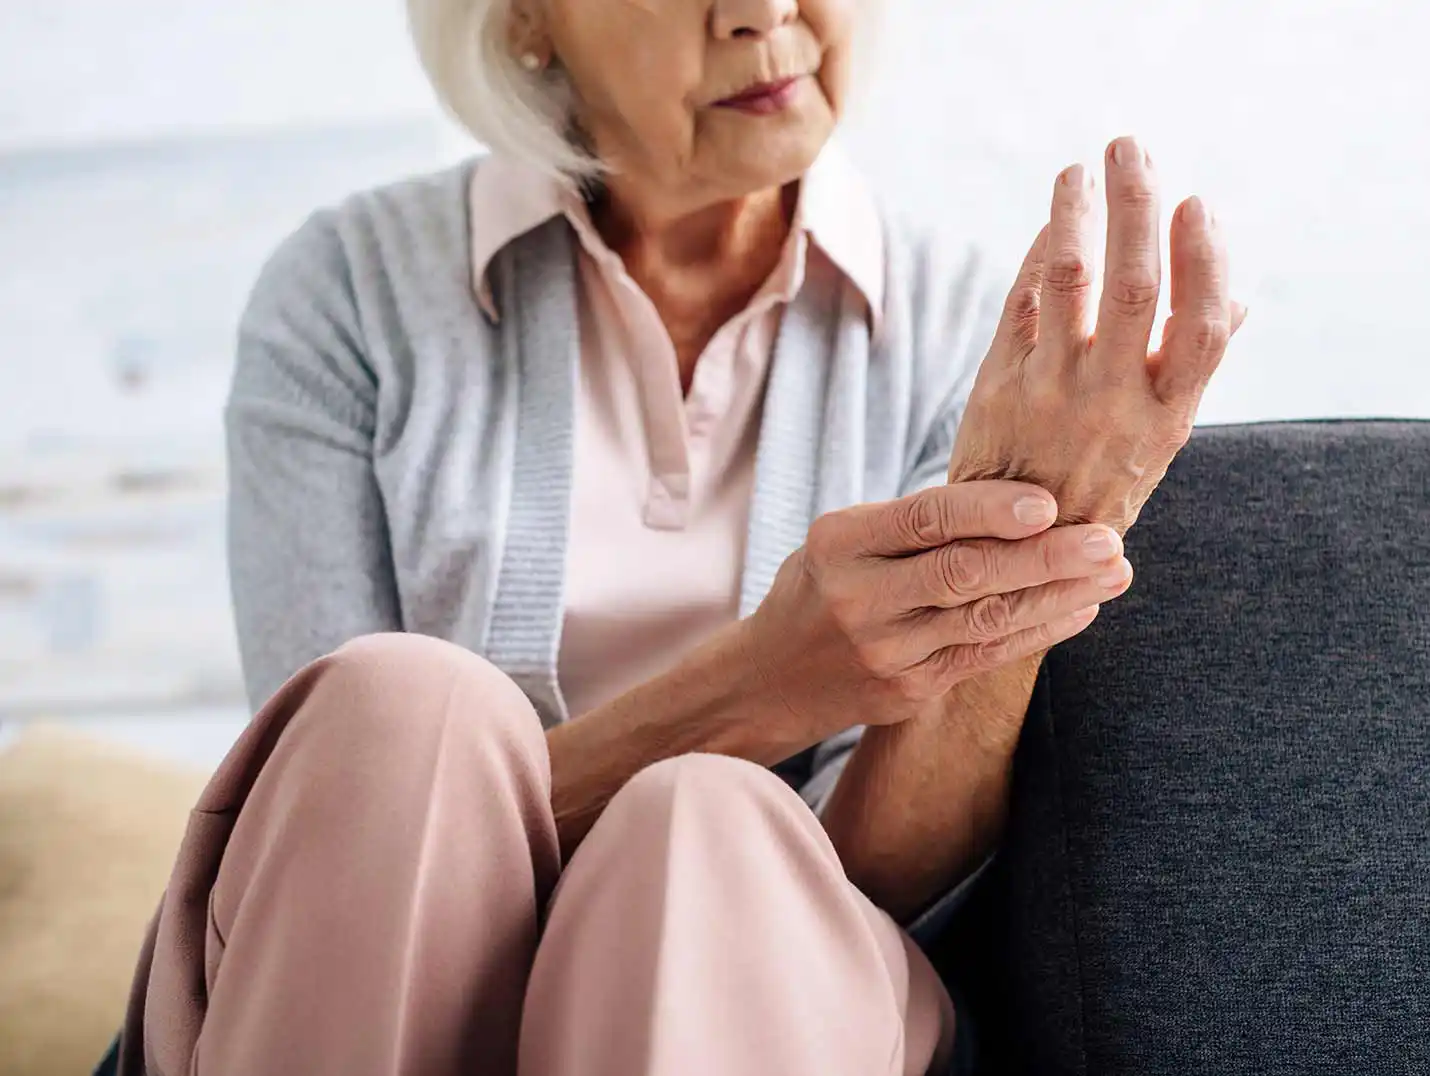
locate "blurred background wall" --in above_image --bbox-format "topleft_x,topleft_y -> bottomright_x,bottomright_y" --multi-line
1,0 -> 1427,757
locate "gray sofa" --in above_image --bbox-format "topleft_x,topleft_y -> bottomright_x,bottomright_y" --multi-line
935,420 -> 1430,1074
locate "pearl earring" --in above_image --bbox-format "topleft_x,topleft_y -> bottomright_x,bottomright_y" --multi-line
520,51 -> 542,72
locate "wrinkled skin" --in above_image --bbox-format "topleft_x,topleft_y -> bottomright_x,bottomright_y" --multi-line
949,138 -> 1246,534
518,0 -> 857,214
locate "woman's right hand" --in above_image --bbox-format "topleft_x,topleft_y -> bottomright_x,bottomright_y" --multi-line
740,481 -> 1133,741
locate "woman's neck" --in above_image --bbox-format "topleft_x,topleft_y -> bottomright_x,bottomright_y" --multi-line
592,181 -> 797,391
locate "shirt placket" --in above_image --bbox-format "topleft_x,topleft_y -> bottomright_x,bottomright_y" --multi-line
611,276 -> 694,531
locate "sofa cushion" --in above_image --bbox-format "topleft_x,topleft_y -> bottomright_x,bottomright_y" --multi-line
0,727 -> 203,1076
941,420 -> 1430,1074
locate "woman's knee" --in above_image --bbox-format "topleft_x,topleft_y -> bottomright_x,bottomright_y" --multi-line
210,634 -> 559,970
605,754 -> 808,837
211,633 -> 553,866
288,632 -> 546,780
563,754 -> 840,916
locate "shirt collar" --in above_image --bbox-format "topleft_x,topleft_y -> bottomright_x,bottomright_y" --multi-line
468,139 -> 885,332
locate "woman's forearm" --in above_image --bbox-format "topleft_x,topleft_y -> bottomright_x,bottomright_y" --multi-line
547,480 -> 1108,870
546,620 -> 823,859
821,655 -> 1043,923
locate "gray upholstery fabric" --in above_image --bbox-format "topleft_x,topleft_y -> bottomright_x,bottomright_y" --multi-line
939,420 -> 1430,1075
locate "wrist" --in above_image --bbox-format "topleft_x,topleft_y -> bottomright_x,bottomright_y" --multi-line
892,652 -> 1042,757
947,458 -> 1142,536
727,615 -> 832,754
547,621 -> 825,858
565,618 -> 822,770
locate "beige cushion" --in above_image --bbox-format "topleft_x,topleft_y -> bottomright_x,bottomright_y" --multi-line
0,727 -> 204,1076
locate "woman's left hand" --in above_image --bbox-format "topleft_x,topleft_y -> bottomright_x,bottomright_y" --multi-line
947,136 -> 1248,535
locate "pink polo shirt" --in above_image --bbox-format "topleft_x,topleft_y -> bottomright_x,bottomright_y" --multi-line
469,145 -> 885,718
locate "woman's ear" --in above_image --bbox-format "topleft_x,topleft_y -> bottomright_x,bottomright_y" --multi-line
507,0 -> 552,70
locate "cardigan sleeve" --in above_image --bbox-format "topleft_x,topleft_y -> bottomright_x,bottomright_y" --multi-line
895,242 -> 1008,499
225,211 -> 403,711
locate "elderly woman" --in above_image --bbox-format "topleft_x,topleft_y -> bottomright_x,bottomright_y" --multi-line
110,1 -> 1242,1074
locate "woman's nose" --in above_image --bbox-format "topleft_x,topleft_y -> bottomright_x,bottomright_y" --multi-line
710,0 -> 797,40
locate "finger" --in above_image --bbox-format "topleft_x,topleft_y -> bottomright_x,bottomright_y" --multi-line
888,523 -> 1123,608
992,224 -> 1049,356
1164,296 -> 1247,351
842,482 -> 1058,558
1158,297 -> 1247,362
976,602 -> 1103,666
1090,136 -> 1162,379
1038,163 -> 1098,350
913,604 -> 1102,695
1152,195 -> 1232,405
900,554 -> 1130,655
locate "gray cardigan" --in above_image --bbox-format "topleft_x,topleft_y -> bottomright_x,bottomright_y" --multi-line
226,157 -> 1004,808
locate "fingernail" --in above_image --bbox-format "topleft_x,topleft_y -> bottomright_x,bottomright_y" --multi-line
1111,138 -> 1142,169
1014,496 -> 1056,526
1182,196 -> 1207,226
1231,300 -> 1249,329
1060,164 -> 1091,191
1082,529 -> 1120,560
1097,559 -> 1132,588
1074,604 -> 1101,623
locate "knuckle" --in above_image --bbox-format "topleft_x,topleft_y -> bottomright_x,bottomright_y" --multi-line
941,642 -> 999,688
939,543 -> 988,597
966,593 -> 1013,643
1189,318 -> 1231,356
888,663 -> 936,703
1044,250 -> 1094,296
974,636 -> 1013,668
949,644 -> 982,674
1005,285 -> 1039,324
901,493 -> 948,547
823,589 -> 868,639
805,514 -> 843,564
885,668 -> 927,705
1105,269 -> 1161,316
852,635 -> 901,679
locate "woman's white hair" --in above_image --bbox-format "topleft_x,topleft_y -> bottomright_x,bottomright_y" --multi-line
407,0 -> 599,181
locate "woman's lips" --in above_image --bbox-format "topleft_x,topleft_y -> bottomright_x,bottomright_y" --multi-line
713,76 -> 803,115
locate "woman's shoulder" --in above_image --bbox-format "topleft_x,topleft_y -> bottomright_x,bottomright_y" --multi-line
249,159 -> 480,317
877,205 -> 1010,341
232,159 -> 489,421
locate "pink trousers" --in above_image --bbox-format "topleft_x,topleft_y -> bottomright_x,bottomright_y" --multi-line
118,633 -> 955,1075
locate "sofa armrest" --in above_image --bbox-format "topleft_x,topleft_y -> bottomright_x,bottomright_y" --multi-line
938,420 -> 1430,1076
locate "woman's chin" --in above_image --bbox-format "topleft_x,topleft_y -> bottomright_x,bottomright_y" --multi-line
706,120 -> 833,197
